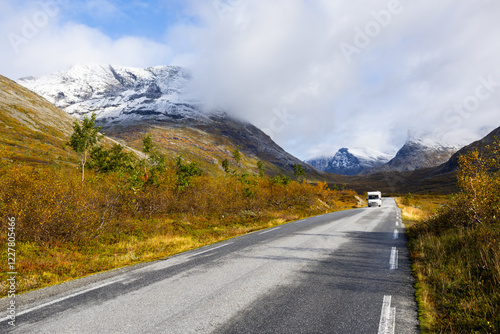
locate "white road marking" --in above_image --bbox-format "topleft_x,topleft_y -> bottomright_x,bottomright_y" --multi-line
378,295 -> 396,334
259,227 -> 281,235
393,229 -> 399,239
390,247 -> 399,270
188,242 -> 234,258
0,278 -> 126,323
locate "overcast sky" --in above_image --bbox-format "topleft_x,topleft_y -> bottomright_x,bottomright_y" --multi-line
1,0 -> 500,160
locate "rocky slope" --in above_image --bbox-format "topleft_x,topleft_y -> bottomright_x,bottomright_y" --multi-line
436,125 -> 500,173
369,138 -> 460,173
18,64 -> 201,125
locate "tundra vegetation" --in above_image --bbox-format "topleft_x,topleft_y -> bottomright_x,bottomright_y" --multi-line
398,142 -> 500,333
0,116 -> 358,297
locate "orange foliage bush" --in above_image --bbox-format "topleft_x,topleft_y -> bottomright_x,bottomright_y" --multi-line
0,165 -> 124,242
0,162 -> 356,245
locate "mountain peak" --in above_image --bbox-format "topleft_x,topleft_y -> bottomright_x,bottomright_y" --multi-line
369,136 -> 461,173
306,147 -> 390,175
405,129 -> 464,150
17,63 -> 200,126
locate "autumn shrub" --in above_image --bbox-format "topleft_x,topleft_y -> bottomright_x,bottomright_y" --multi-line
407,143 -> 500,333
0,160 -> 353,245
0,165 -> 125,243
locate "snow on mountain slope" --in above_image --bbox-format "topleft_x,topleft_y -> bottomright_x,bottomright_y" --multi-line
307,129 -> 464,176
18,63 -> 205,126
348,147 -> 393,166
369,138 -> 461,173
306,147 -> 391,175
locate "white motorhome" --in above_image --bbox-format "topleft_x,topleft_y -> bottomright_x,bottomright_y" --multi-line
367,191 -> 382,207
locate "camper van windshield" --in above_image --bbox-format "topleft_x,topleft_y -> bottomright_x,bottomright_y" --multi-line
368,195 -> 379,199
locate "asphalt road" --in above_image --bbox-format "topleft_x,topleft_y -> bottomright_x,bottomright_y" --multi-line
1,198 -> 419,333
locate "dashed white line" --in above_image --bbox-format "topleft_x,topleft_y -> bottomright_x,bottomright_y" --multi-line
393,229 -> 399,239
390,247 -> 399,270
0,278 -> 126,323
259,227 -> 281,235
188,242 -> 234,258
378,295 -> 396,334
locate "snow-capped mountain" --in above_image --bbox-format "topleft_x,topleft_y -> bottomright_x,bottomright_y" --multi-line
370,137 -> 462,173
18,63 -> 206,126
307,147 -> 391,175
17,63 -> 318,176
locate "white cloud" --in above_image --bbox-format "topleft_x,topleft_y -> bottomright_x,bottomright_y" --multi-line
176,0 -> 500,159
0,1 -> 172,79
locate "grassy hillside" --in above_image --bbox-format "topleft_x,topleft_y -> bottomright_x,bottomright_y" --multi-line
104,124 -> 286,178
397,144 -> 500,333
0,75 -> 79,167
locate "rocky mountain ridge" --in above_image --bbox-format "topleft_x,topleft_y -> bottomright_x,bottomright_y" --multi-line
306,147 -> 391,175
436,125 -> 500,174
370,138 -> 461,173
309,136 -> 461,176
18,63 -> 203,125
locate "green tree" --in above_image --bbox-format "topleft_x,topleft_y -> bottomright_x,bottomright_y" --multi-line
176,156 -> 202,190
257,160 -> 265,177
222,158 -> 230,174
138,134 -> 167,184
142,134 -> 154,155
293,163 -> 305,181
232,149 -> 241,167
142,134 -> 153,181
89,143 -> 136,173
67,112 -> 102,182
271,174 -> 291,186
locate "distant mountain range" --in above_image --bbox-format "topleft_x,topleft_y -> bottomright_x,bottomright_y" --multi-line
307,137 -> 461,176
306,147 -> 391,175
17,64 -> 319,177
338,126 -> 500,194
